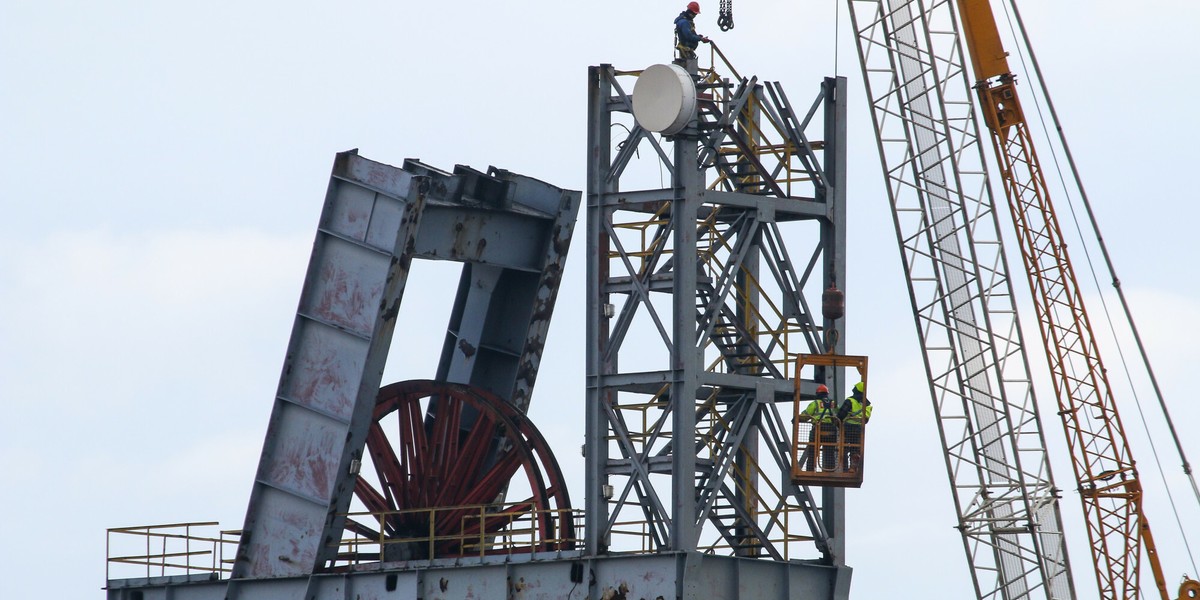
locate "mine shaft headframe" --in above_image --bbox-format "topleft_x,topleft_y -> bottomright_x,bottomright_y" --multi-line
790,352 -> 869,488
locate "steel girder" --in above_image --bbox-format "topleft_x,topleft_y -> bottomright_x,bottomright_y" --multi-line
846,1 -> 1075,598
981,78 -> 1148,600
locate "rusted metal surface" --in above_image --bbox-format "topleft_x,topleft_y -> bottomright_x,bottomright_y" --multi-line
506,212 -> 576,412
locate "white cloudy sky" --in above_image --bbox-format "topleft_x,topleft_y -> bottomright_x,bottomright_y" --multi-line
2,0 -> 1198,597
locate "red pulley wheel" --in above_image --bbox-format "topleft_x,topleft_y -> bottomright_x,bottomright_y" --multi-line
343,379 -> 573,561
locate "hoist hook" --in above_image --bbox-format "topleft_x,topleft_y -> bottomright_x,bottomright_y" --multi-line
718,0 -> 734,31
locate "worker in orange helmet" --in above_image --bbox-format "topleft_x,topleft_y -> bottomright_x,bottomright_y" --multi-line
674,2 -> 711,61
798,384 -> 840,471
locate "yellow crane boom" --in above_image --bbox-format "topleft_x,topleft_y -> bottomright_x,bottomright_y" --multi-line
955,1 -> 1193,598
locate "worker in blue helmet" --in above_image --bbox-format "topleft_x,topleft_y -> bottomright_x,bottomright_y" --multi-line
798,384 -> 840,471
837,381 -> 872,470
674,2 -> 710,60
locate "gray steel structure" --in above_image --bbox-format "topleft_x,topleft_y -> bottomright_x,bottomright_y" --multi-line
106,62 -> 863,600
585,62 -> 852,598
846,1 -> 1075,599
224,151 -> 580,598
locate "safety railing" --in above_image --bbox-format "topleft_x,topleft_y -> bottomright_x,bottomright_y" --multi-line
790,419 -> 867,488
108,505 -> 584,580
609,202 -> 673,273
607,517 -> 660,554
106,522 -> 238,581
334,504 -> 583,566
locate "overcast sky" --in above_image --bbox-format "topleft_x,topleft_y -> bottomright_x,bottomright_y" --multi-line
2,0 -> 1198,597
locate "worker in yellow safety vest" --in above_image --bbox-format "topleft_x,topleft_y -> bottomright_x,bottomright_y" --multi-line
837,381 -> 871,470
798,384 -> 840,471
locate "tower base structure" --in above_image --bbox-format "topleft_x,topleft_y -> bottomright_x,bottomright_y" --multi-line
107,551 -> 849,600
107,58 -> 859,600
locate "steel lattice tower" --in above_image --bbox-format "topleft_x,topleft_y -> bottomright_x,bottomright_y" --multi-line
585,61 -> 853,591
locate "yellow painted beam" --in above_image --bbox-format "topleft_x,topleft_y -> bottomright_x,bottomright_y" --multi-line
955,0 -> 1011,81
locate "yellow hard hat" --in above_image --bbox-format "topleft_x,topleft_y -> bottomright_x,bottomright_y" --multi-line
854,381 -> 865,394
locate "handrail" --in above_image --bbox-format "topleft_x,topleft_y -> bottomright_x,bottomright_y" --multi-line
107,503 -> 585,582
705,41 -> 743,83
335,503 -> 584,565
106,522 -> 235,581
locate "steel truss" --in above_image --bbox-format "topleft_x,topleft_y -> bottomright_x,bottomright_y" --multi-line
979,77 -> 1149,600
846,1 -> 1076,598
585,62 -> 850,572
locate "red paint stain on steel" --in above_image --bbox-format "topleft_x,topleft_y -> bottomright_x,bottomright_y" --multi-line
291,337 -> 353,419
346,205 -> 367,222
330,196 -> 371,241
313,263 -> 378,335
245,509 -> 318,577
247,541 -> 272,577
269,425 -> 339,500
641,570 -> 666,584
364,165 -> 390,189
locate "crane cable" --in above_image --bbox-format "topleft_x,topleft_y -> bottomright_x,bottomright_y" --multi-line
997,0 -> 1200,577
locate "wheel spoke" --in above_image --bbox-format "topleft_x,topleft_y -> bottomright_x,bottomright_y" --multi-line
345,379 -> 573,560
364,423 -> 400,509
399,394 -> 426,508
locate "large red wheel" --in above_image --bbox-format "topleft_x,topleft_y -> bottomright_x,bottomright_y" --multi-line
344,379 -> 573,561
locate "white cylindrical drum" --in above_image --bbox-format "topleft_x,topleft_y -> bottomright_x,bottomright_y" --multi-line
631,63 -> 697,136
